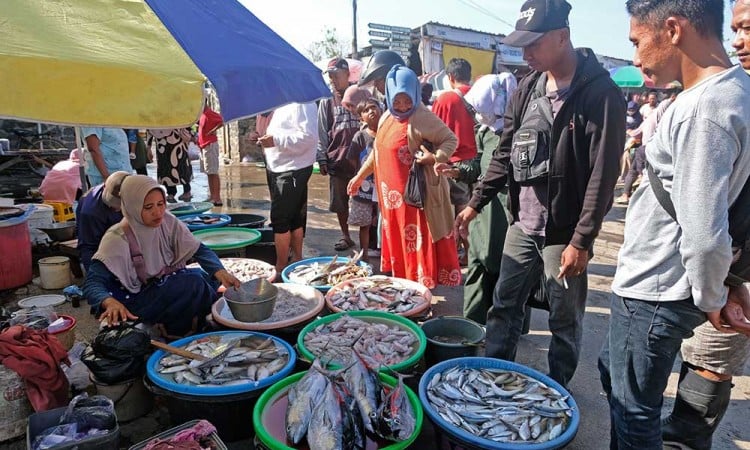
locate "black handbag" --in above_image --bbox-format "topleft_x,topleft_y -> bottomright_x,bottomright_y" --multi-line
404,160 -> 426,209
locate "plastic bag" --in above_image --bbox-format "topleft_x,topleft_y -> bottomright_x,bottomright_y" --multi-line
81,325 -> 151,384
63,342 -> 92,391
61,393 -> 117,432
404,161 -> 426,209
10,306 -> 58,330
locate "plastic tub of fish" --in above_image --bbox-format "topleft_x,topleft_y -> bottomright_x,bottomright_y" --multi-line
281,255 -> 372,293
326,275 -> 433,318
179,213 -> 232,231
212,283 -> 325,332
297,311 -> 427,373
252,370 -> 423,450
418,357 -> 580,450
188,257 -> 276,293
146,331 -> 296,397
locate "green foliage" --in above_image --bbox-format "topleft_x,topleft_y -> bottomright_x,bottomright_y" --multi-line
306,27 -> 349,61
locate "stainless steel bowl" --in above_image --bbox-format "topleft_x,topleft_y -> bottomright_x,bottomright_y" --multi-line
223,278 -> 278,322
38,222 -> 76,242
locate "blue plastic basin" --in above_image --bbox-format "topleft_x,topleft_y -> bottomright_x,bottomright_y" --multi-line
418,357 -> 580,450
146,331 -> 296,397
179,213 -> 232,231
280,256 -> 371,293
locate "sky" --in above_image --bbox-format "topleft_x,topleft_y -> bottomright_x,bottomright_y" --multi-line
242,0 -> 737,63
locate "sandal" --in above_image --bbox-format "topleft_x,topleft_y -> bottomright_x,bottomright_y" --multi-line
334,238 -> 355,251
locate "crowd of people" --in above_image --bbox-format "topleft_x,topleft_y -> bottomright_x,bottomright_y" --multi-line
35,0 -> 750,447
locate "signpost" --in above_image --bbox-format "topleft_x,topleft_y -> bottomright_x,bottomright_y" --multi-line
367,22 -> 414,56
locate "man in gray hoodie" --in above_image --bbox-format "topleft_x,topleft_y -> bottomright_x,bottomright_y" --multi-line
599,1 -> 750,448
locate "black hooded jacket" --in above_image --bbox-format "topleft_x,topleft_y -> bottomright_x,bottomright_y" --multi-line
468,48 -> 626,249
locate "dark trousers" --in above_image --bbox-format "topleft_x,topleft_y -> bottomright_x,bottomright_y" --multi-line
598,296 -> 706,449
622,146 -> 645,196
485,224 -> 588,386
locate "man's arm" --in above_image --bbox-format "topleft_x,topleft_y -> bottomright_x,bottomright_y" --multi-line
672,118 -> 737,312
570,90 -> 626,250
85,133 -> 109,180
316,98 -> 332,174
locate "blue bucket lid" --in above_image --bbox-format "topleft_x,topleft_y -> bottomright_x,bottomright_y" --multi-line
418,357 -> 580,450
146,331 -> 296,397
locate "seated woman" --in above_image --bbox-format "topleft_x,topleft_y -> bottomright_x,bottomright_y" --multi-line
83,175 -> 239,339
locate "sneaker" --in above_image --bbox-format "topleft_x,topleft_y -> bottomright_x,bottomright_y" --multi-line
166,195 -> 177,204
615,194 -> 629,205
178,192 -> 193,201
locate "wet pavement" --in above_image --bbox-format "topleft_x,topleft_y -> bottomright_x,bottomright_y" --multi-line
2,160 -> 748,449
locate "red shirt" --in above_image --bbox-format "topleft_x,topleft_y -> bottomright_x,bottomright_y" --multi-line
431,85 -> 477,163
198,106 -> 223,148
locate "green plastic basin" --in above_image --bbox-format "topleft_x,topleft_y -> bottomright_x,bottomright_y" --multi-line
252,371 -> 423,450
296,310 -> 426,373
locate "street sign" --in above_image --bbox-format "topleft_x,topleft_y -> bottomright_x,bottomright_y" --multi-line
389,40 -> 411,49
368,30 -> 391,39
368,22 -> 412,34
369,39 -> 390,48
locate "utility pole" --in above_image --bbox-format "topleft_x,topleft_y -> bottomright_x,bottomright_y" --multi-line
351,0 -> 358,59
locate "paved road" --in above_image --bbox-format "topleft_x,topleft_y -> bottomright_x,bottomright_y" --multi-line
4,161 -> 747,449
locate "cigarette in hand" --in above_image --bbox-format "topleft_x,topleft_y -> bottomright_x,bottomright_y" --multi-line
559,267 -> 569,289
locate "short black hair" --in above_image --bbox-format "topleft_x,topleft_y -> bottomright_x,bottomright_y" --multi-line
626,0 -> 724,40
356,98 -> 381,116
445,58 -> 472,83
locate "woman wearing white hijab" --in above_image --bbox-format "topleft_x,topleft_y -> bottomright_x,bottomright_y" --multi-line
436,72 -> 517,324
83,175 -> 239,338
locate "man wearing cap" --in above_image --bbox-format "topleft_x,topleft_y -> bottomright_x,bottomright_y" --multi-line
317,57 -> 361,251
76,171 -> 129,272
455,0 -> 625,387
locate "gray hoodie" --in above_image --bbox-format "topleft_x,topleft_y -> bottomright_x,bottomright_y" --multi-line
613,66 -> 750,312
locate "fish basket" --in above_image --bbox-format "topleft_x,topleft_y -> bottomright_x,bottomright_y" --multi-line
418,357 -> 580,450
145,331 -> 296,397
296,311 -> 427,373
281,256 -> 372,293
325,275 -> 432,318
252,371 -> 423,450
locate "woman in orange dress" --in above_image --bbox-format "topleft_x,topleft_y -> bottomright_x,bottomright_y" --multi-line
348,65 -> 461,288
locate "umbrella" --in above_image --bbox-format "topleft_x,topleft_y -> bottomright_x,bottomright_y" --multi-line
610,66 -> 654,89
0,0 -> 331,128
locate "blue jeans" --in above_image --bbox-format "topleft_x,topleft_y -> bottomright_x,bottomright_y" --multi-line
598,296 -> 706,449
485,224 -> 588,387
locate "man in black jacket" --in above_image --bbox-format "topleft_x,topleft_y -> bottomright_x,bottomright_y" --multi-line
455,0 -> 625,387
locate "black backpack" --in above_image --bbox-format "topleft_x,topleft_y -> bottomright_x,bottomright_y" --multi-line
647,164 -> 750,287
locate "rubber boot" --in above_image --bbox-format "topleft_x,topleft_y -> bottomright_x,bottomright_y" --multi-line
662,363 -> 733,450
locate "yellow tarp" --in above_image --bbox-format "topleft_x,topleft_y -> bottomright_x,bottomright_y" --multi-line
442,44 -> 496,78
0,0 -> 206,128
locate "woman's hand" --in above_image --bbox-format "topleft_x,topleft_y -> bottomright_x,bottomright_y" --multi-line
415,148 -> 436,166
100,297 -> 138,327
215,269 -> 241,289
434,162 -> 459,179
347,175 -> 364,196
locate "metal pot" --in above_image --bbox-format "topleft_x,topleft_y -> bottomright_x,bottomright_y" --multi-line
38,222 -> 76,241
223,278 -> 277,322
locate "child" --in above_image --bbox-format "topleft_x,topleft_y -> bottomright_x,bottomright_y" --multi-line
346,98 -> 382,259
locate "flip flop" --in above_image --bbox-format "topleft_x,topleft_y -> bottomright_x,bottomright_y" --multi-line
334,238 -> 355,251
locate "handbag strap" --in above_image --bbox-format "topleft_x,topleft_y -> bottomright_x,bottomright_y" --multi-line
121,221 -> 149,285
646,163 -> 677,220
453,88 -> 480,128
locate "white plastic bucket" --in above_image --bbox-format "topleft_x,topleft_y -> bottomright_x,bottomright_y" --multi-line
19,203 -> 54,245
91,376 -> 153,422
38,256 -> 71,289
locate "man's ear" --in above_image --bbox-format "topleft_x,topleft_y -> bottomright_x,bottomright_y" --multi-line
665,16 -> 683,45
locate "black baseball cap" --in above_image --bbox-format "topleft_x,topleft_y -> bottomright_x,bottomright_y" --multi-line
502,0 -> 572,48
325,57 -> 349,73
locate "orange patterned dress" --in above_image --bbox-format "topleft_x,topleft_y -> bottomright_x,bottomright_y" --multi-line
374,116 -> 461,288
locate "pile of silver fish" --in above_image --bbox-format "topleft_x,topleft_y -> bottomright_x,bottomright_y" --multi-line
286,354 -> 416,449
425,366 -> 573,444
287,252 -> 371,287
188,258 -> 275,282
156,335 -> 289,387
303,315 -> 418,368
328,277 -> 428,314
259,286 -> 317,323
